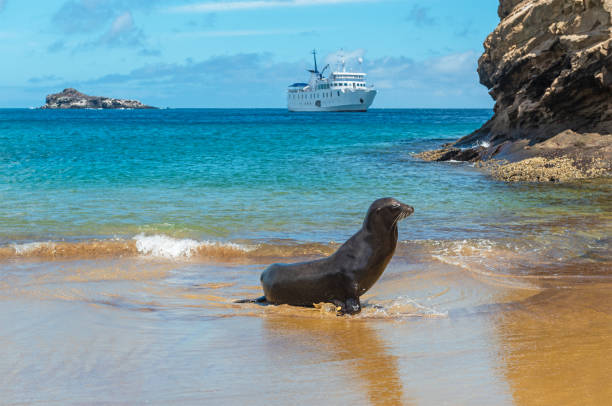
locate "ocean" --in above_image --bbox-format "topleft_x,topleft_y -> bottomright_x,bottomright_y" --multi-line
1,108 -> 610,405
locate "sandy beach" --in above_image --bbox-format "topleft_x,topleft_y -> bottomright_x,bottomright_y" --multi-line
2,231 -> 611,405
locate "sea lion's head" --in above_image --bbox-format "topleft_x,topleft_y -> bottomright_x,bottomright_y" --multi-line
363,197 -> 414,232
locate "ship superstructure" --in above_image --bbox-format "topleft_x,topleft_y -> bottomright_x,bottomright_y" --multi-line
287,50 -> 377,112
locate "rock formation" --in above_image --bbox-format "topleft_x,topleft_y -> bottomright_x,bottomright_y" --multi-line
419,0 -> 612,181
41,88 -> 156,109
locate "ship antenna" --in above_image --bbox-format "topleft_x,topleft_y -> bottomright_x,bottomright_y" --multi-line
312,49 -> 318,73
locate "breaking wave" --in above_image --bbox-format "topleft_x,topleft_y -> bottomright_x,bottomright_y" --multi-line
3,235 -> 610,284
0,234 -> 336,262
133,234 -> 253,259
428,237 -> 612,283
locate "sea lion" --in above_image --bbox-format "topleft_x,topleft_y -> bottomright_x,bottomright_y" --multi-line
238,198 -> 414,315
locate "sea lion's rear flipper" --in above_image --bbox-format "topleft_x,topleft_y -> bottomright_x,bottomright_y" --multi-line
234,296 -> 267,304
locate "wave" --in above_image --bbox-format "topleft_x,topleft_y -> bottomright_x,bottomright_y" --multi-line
0,234 -> 336,262
428,238 -> 612,283
133,234 -> 252,259
2,235 -> 610,283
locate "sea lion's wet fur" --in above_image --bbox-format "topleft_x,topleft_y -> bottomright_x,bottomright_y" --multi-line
252,198 -> 414,315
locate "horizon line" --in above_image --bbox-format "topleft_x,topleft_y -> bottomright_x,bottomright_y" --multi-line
0,107 -> 494,110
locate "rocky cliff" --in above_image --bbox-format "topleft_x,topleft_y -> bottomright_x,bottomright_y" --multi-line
41,88 -> 156,109
419,0 -> 612,181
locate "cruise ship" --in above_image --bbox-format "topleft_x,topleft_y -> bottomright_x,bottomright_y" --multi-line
287,51 -> 377,112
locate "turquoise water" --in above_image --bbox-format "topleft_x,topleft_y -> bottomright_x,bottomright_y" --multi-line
2,108 -> 611,405
0,108 -> 610,255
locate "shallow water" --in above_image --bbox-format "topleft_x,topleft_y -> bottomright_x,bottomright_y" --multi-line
1,109 -> 611,405
2,254 -> 610,405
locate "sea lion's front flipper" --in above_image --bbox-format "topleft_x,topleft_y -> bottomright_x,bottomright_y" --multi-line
333,297 -> 361,316
345,297 -> 361,314
234,296 -> 267,304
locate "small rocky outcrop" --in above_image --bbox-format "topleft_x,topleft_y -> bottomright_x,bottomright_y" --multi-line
418,0 -> 612,182
41,88 -> 156,109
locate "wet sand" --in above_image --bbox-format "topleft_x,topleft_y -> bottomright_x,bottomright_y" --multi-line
1,240 -> 610,405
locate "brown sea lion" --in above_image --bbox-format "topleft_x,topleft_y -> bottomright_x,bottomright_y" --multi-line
238,198 -> 414,315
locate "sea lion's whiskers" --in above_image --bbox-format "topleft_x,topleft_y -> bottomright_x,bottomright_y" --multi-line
392,212 -> 404,225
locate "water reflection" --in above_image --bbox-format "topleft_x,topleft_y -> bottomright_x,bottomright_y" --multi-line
263,316 -> 410,406
492,284 -> 612,405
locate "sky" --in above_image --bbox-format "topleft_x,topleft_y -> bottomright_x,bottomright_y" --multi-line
0,0 -> 500,108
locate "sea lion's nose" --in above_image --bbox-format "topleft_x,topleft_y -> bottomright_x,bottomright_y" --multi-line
405,205 -> 414,215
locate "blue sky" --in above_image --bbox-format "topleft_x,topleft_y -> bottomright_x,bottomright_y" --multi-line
0,0 -> 499,108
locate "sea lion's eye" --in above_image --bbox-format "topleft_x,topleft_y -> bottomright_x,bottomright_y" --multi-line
391,203 -> 400,209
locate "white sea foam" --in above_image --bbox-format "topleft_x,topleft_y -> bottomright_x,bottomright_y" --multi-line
133,234 -> 253,259
363,296 -> 447,319
478,140 -> 491,148
11,242 -> 53,255
134,234 -> 201,258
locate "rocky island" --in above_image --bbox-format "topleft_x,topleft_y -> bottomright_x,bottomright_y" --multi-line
418,0 -> 611,182
41,88 -> 156,110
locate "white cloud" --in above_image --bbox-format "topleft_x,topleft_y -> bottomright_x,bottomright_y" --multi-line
429,51 -> 476,74
167,0 -> 380,13
324,48 -> 365,65
67,10 -> 148,50
109,11 -> 135,37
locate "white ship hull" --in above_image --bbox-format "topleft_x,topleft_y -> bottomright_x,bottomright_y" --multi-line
288,88 -> 376,112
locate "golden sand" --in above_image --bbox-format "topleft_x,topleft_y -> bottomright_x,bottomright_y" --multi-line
1,237 -> 610,404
